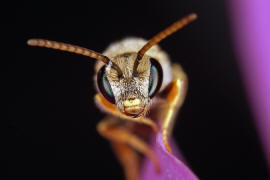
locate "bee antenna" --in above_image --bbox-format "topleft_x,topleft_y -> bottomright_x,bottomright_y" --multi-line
133,13 -> 197,75
27,39 -> 123,77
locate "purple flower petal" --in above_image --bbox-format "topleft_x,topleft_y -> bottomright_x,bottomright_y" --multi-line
228,0 -> 270,168
140,133 -> 198,180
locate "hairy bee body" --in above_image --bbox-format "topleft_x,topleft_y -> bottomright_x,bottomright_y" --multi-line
27,13 -> 197,180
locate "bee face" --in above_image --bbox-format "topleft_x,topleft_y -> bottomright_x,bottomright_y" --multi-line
97,53 -> 163,117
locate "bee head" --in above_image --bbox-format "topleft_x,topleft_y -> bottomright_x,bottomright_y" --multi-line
97,53 -> 162,117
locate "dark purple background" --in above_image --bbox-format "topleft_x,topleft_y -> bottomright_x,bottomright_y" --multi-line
228,0 -> 270,168
9,0 -> 269,179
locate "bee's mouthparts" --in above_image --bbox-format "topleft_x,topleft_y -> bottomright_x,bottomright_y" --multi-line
123,106 -> 145,118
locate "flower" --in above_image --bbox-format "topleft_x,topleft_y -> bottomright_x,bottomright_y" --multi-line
140,133 -> 198,180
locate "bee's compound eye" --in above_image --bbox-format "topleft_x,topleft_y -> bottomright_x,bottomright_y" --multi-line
97,66 -> 115,104
149,58 -> 163,98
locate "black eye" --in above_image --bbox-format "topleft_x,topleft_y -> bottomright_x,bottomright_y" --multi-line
97,66 -> 115,104
149,58 -> 163,98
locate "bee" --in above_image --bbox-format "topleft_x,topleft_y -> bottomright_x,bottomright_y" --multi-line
27,13 -> 197,180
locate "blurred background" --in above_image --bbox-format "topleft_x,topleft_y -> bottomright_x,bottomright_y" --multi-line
9,0 -> 269,179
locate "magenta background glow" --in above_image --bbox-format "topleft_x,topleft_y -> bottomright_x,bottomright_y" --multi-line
228,0 -> 270,168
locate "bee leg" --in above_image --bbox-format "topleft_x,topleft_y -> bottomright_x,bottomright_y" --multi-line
97,117 -> 160,176
95,93 -> 158,132
111,142 -> 140,180
160,64 -> 188,152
